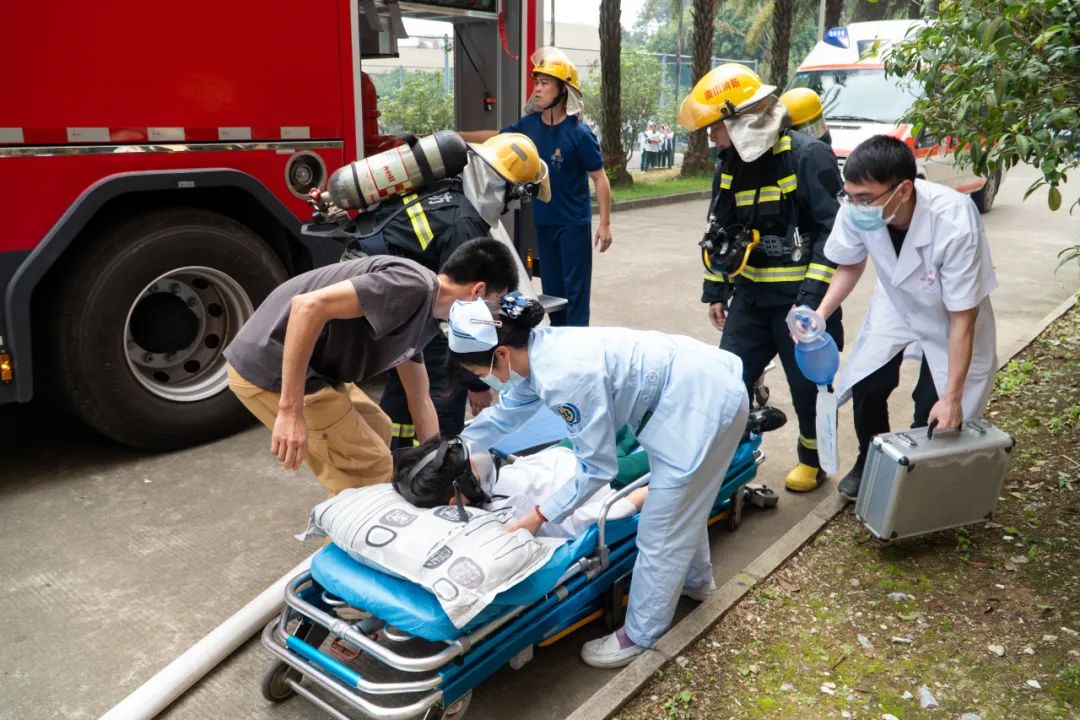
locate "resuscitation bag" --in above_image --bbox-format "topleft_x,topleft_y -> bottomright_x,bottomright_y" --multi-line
787,306 -> 840,474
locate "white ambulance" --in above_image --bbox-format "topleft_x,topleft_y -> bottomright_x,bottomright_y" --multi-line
788,20 -> 1002,213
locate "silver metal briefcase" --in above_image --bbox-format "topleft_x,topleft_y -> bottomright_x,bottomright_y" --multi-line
854,419 -> 1015,541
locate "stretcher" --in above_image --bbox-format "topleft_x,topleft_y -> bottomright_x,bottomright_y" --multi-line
260,407 -> 782,720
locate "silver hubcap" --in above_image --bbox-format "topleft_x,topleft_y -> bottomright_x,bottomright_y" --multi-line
124,266 -> 252,402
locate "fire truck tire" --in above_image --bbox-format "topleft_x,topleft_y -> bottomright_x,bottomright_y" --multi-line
51,208 -> 288,450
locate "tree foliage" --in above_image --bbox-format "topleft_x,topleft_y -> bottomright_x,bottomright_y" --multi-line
376,71 -> 454,137
582,52 -> 665,170
886,0 -> 1080,213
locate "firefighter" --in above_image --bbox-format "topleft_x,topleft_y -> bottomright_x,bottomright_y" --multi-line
342,133 -> 551,450
678,64 -> 845,493
780,87 -> 832,146
461,47 -> 613,327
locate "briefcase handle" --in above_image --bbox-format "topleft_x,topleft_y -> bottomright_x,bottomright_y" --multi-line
926,418 -> 965,441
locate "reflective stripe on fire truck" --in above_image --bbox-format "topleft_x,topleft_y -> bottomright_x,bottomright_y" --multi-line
148,127 -> 185,142
217,127 -> 252,141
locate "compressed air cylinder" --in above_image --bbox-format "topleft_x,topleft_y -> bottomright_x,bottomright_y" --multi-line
323,130 -> 470,211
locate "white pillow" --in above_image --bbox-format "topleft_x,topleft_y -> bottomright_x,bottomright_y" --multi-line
297,485 -> 563,628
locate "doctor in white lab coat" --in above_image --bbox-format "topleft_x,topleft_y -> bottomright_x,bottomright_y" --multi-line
447,293 -> 748,668
812,136 -> 998,501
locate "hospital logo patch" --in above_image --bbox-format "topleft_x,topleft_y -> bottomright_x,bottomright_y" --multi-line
558,403 -> 582,429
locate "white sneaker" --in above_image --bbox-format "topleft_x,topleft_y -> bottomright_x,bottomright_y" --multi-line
682,579 -> 717,602
580,631 -> 646,668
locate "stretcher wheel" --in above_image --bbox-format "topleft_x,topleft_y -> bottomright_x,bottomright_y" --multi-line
261,661 -> 298,703
748,485 -> 779,509
429,690 -> 472,719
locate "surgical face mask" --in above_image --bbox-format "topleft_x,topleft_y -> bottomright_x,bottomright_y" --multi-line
846,184 -> 902,231
480,352 -> 524,392
481,352 -> 508,392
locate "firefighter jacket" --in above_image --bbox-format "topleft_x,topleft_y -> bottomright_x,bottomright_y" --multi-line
342,178 -> 493,394
344,178 -> 493,271
702,130 -> 842,309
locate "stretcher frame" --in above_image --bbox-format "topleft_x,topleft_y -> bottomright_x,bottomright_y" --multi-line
261,439 -> 765,720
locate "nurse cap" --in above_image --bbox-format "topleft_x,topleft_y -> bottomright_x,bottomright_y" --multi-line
447,299 -> 501,353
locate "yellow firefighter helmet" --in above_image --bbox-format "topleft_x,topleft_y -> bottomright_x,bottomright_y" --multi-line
780,87 -> 829,140
530,46 -> 581,93
678,63 -> 777,132
472,133 -> 551,202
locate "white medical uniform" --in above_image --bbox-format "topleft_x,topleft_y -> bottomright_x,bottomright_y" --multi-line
825,179 -> 998,418
485,446 -> 639,540
462,327 -> 748,647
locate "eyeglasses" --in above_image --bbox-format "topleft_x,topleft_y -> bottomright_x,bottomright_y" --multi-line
837,182 -> 901,208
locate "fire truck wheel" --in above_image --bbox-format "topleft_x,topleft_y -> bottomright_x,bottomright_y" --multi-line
52,208 -> 288,450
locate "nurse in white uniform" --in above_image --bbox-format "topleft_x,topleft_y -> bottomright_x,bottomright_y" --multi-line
447,293 -> 747,668
812,135 -> 998,500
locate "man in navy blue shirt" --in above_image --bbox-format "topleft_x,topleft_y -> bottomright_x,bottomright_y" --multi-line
463,47 -> 612,326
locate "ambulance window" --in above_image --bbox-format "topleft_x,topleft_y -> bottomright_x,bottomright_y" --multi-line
788,69 -> 921,125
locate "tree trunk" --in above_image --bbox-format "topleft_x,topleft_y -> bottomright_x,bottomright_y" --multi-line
598,0 -> 633,186
825,0 -> 844,28
769,0 -> 795,89
680,0 -> 722,177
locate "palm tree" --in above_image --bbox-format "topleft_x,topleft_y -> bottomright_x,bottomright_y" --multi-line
680,0 -> 722,176
598,0 -> 634,186
770,0 -> 796,89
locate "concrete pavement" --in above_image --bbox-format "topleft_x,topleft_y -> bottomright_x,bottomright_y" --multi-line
0,163 -> 1076,720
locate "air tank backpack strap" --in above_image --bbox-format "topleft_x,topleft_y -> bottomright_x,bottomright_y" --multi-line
399,133 -> 437,189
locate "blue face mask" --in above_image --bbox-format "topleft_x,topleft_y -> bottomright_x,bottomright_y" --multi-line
847,184 -> 902,231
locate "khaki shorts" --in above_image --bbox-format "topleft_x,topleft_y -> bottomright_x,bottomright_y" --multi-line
227,364 -> 393,495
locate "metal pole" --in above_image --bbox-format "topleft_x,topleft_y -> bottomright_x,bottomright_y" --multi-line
660,53 -> 667,112
443,33 -> 450,93
550,0 -> 556,45
817,0 -> 826,41
673,0 -> 683,124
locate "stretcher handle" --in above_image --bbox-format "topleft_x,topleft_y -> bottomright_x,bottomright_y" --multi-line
596,474 -> 650,571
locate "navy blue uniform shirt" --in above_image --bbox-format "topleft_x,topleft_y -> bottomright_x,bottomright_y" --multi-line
502,113 -> 603,226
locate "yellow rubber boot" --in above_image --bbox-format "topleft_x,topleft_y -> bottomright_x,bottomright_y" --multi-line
785,462 -> 826,492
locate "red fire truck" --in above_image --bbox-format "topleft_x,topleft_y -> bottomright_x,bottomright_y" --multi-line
0,0 -> 541,449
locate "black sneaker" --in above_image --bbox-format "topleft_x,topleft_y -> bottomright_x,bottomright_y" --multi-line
837,463 -> 864,501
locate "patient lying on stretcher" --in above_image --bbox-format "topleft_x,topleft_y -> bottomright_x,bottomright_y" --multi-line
391,430 -> 650,540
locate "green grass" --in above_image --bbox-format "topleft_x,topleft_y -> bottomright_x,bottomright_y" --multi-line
604,170 -> 712,205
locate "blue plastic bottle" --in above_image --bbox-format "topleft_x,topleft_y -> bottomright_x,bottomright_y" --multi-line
787,306 -> 839,386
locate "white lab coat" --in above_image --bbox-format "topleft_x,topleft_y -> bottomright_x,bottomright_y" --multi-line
825,179 -> 998,418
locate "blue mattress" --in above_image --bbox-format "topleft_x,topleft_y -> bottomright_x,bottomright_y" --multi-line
312,515 -> 639,643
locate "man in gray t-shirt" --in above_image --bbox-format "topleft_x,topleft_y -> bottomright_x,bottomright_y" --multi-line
224,238 -> 519,495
